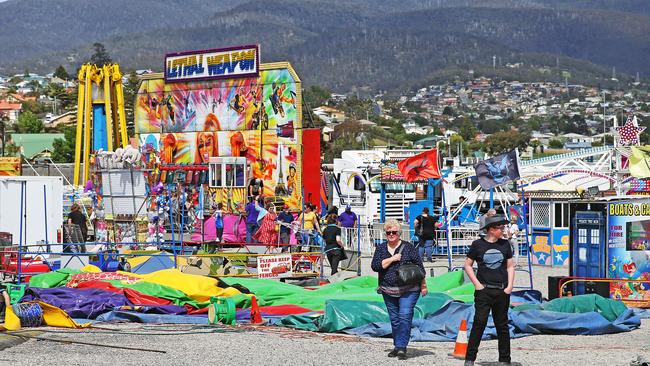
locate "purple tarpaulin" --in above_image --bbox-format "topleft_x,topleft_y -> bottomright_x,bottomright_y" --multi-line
22,287 -> 187,319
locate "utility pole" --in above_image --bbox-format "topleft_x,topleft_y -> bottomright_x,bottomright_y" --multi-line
602,91 -> 607,139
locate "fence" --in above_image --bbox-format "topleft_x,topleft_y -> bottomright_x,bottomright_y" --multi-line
340,225 -> 529,259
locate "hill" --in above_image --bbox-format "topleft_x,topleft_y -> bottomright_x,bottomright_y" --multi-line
0,0 -> 648,92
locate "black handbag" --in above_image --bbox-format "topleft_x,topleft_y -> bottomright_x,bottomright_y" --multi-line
396,242 -> 425,286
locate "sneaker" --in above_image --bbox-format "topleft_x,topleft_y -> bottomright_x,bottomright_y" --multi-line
498,362 -> 511,365
396,349 -> 407,360
387,348 -> 399,357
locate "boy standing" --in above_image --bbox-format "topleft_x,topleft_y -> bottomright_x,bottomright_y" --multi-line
463,215 -> 514,366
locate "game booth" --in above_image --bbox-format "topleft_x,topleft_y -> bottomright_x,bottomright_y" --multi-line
557,198 -> 650,307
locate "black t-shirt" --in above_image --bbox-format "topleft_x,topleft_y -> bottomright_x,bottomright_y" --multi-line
67,211 -> 88,238
322,225 -> 342,251
416,214 -> 437,240
467,238 -> 512,286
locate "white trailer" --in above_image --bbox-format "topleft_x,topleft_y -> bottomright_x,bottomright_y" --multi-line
0,176 -> 63,251
331,150 -> 422,224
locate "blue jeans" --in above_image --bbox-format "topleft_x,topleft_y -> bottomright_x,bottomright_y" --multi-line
383,291 -> 420,349
418,239 -> 434,261
246,222 -> 259,243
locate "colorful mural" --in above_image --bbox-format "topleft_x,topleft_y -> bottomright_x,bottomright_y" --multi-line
134,65 -> 303,209
607,200 -> 650,304
531,232 -> 551,265
551,228 -> 570,266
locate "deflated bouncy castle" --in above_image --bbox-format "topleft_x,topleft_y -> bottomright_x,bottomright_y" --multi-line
3,266 -> 643,342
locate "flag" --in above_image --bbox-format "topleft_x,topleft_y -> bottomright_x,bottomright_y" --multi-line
397,149 -> 441,182
474,149 -> 520,190
630,146 -> 650,178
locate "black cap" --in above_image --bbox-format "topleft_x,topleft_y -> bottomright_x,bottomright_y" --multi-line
481,215 -> 509,230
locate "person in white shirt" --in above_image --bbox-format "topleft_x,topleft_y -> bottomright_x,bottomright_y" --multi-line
506,216 -> 520,265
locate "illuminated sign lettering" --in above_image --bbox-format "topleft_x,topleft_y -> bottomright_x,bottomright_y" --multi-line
165,45 -> 259,82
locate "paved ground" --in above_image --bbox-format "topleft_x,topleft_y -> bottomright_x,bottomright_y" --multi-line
2,256 -> 649,365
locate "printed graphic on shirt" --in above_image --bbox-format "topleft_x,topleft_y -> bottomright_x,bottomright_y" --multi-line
483,248 -> 504,269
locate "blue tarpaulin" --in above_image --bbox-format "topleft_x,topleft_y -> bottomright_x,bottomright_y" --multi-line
343,296 -> 641,342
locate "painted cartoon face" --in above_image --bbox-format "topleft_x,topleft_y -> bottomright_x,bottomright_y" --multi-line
289,166 -> 296,177
197,133 -> 215,162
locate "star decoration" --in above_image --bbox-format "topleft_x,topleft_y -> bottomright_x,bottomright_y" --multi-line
616,116 -> 645,146
537,253 -> 546,262
555,252 -> 564,262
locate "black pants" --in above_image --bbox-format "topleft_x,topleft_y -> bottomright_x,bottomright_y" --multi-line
326,249 -> 343,275
466,288 -> 511,363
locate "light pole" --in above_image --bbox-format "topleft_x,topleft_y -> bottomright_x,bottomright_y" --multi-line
602,91 -> 606,138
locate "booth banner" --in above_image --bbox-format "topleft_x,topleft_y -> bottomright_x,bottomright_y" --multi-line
165,45 -> 259,83
531,232 -> 551,265
551,228 -> 570,266
257,254 -> 293,279
607,200 -> 650,302
134,64 -> 304,210
136,68 -> 298,135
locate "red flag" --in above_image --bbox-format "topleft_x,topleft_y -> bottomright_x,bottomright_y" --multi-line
397,149 -> 441,182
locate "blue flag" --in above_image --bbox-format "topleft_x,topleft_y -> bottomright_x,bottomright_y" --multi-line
474,149 -> 520,190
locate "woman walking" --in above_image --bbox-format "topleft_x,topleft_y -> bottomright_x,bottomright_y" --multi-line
371,219 -> 427,360
322,214 -> 345,275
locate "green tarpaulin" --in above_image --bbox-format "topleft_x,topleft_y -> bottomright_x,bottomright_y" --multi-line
222,271 -> 471,311
512,294 -> 628,322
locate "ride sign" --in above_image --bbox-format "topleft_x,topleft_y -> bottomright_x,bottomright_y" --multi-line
165,44 -> 260,83
257,254 -> 293,279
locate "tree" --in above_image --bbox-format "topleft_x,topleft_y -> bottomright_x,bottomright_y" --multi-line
122,72 -> 140,136
53,65 -> 71,80
448,134 -> 468,157
90,42 -> 112,66
548,139 -> 564,149
51,126 -> 76,163
442,106 -> 455,116
15,111 -> 44,133
21,100 -> 46,115
459,119 -> 478,141
483,130 -> 530,155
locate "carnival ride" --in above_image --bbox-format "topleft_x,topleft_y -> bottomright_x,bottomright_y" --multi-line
73,63 -> 129,187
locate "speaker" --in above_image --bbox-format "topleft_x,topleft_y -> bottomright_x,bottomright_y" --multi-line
547,276 -> 569,300
584,281 -> 610,298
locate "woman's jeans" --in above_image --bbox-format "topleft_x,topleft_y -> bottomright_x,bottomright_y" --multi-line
418,239 -> 434,261
382,291 -> 420,349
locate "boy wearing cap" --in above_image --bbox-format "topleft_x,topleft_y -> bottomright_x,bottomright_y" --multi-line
463,215 -> 514,366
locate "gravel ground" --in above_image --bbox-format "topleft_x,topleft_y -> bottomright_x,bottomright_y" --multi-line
2,256 -> 649,366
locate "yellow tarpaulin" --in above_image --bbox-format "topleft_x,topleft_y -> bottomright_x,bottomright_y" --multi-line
3,302 -> 90,331
129,269 -> 241,302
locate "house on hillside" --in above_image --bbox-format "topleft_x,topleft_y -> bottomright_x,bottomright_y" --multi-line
8,133 -> 64,161
0,101 -> 22,123
312,106 -> 346,124
48,111 -> 77,128
562,133 -> 593,150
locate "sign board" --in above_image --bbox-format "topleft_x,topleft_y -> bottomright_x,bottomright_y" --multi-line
257,254 -> 293,279
607,200 -> 650,303
165,44 -> 259,83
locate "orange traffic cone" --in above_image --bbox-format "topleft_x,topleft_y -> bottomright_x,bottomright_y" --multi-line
250,295 -> 263,325
450,319 -> 469,359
